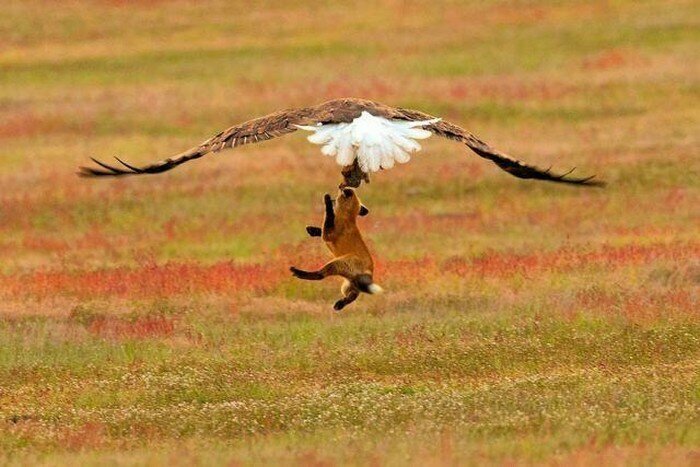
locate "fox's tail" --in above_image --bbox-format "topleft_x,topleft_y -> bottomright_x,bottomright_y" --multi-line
354,274 -> 383,295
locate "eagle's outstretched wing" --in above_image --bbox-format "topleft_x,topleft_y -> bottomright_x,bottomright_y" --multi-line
373,104 -> 604,186
78,107 -> 320,177
79,97 -> 603,186
78,98 -> 383,177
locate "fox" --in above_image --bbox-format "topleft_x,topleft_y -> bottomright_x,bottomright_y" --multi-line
290,187 -> 382,310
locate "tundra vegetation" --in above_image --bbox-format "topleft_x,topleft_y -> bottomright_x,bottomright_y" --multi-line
0,0 -> 698,465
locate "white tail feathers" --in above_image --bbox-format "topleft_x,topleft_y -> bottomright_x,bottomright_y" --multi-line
367,283 -> 383,295
295,111 -> 440,173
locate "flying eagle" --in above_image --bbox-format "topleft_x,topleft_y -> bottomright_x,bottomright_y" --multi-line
79,97 -> 603,187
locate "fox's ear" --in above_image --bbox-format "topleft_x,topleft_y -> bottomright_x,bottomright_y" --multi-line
359,205 -> 369,217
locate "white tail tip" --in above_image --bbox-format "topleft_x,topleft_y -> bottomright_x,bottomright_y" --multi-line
368,284 -> 384,295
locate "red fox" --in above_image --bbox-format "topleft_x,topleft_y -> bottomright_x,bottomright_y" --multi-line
290,188 -> 382,310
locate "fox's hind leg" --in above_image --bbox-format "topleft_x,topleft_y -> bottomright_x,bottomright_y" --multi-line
334,280 -> 359,311
334,290 -> 359,310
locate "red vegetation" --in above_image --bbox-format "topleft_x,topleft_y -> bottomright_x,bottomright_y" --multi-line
101,0 -> 170,7
0,113 -> 47,140
582,49 -> 642,70
299,75 -> 574,108
0,112 -> 94,140
88,315 -> 177,339
447,80 -> 573,102
485,4 -> 547,25
59,422 -> 106,451
21,235 -> 70,253
3,243 -> 695,300
372,210 -> 484,234
1,261 -> 288,300
443,243 -> 698,279
375,257 -> 438,285
577,288 -> 698,322
322,78 -> 395,102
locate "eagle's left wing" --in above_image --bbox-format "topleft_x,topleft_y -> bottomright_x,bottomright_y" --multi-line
78,106 -> 324,177
370,104 -> 604,187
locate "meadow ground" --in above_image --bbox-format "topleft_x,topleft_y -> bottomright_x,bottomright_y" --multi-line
0,0 -> 698,465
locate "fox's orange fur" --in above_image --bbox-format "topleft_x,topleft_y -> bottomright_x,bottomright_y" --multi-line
290,188 -> 382,310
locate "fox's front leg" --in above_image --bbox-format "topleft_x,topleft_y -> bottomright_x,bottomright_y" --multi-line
305,193 -> 336,238
323,193 -> 335,233
305,226 -> 322,237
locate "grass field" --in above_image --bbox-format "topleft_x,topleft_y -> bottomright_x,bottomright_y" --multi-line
1,0 -> 699,465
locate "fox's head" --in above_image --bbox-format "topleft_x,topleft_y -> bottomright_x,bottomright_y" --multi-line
335,187 -> 369,219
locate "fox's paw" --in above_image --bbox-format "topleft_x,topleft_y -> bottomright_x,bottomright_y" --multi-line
306,226 -> 322,237
333,299 -> 347,311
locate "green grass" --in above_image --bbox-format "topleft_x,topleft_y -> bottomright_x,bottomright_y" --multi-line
1,308 -> 698,462
0,0 -> 698,464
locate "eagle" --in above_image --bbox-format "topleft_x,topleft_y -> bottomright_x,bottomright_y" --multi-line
79,97 -> 603,188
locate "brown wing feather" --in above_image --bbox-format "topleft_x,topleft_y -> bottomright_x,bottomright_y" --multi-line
79,99 -> 385,177
363,103 -> 604,187
79,97 -> 602,186
78,106 -> 321,177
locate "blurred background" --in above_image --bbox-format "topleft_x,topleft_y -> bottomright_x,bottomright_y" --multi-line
0,1 -> 698,464
1,0 -> 697,272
